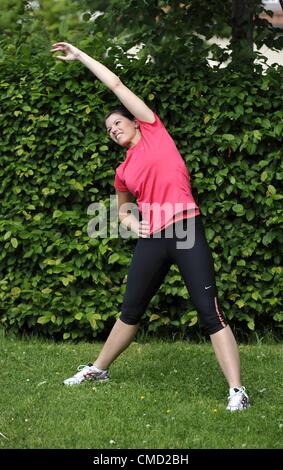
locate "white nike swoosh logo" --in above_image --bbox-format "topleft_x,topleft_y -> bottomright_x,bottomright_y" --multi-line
205,285 -> 212,290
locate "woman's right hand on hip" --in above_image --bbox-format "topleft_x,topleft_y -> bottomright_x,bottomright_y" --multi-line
139,220 -> 150,238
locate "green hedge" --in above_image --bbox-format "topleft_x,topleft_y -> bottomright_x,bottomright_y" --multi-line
0,59 -> 282,340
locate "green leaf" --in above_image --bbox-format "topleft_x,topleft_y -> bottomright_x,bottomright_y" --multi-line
41,288 -> 52,294
108,253 -> 120,264
205,228 -> 215,241
37,316 -> 50,325
11,238 -> 18,248
53,210 -> 63,218
189,316 -> 198,327
3,231 -> 12,240
216,175 -> 223,185
267,185 -> 276,196
75,312 -> 83,320
247,319 -> 255,330
251,291 -> 259,301
88,315 -> 98,330
262,232 -> 276,246
232,204 -> 244,215
11,287 -> 21,296
237,260 -> 246,267
222,134 -> 235,142
68,180 -> 85,191
246,209 -> 255,221
150,314 -> 160,321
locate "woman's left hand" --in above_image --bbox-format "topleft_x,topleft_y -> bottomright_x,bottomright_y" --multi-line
50,42 -> 82,61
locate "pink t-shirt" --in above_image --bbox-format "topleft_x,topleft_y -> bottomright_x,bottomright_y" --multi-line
114,113 -> 200,234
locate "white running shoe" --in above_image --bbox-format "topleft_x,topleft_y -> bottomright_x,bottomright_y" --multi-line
63,363 -> 109,386
226,386 -> 250,411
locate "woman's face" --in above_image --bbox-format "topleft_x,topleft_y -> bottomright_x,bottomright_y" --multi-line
105,113 -> 140,148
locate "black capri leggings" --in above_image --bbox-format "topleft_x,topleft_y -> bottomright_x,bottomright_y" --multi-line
120,215 -> 227,335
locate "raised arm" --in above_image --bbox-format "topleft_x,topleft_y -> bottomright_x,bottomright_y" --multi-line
50,42 -> 155,124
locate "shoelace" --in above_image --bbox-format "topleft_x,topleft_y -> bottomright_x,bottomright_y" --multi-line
229,386 -> 246,398
77,364 -> 90,372
73,364 -> 93,377
75,364 -> 105,379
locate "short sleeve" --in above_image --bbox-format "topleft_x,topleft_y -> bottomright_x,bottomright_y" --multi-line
137,113 -> 160,131
135,113 -> 167,146
114,169 -> 128,192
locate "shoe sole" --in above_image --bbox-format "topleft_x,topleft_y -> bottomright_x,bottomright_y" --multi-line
63,377 -> 109,386
227,404 -> 251,411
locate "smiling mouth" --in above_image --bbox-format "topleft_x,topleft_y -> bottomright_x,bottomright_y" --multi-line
116,133 -> 123,140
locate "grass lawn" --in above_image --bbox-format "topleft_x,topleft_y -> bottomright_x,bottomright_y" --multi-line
0,330 -> 282,449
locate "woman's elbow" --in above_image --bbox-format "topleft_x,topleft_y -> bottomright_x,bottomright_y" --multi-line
111,78 -> 123,92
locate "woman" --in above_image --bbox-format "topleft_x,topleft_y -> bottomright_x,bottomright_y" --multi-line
50,42 -> 250,411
